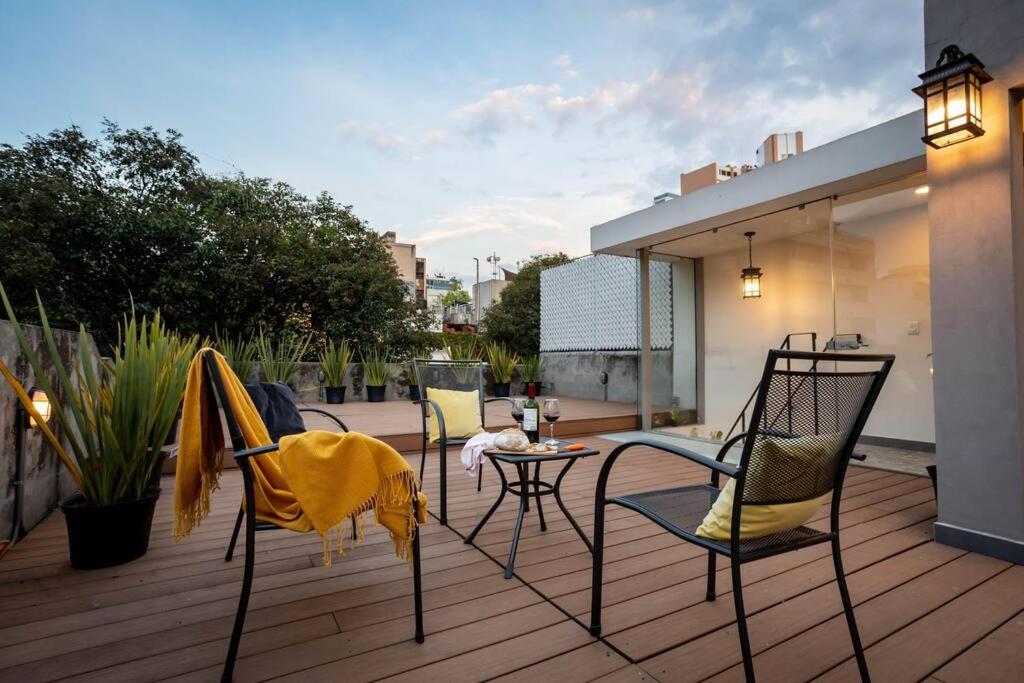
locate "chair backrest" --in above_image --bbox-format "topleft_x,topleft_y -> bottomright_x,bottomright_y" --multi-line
202,349 -> 252,454
736,349 -> 894,506
412,358 -> 486,425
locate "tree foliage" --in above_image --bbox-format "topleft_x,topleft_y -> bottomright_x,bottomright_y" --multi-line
441,278 -> 470,306
0,121 -> 424,353
481,253 -> 571,357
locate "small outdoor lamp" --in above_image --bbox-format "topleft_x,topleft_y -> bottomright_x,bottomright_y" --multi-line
28,387 -> 51,428
741,231 -> 762,299
913,44 -> 992,149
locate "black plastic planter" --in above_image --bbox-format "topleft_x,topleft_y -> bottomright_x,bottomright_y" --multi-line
409,384 -> 421,401
60,487 -> 160,570
492,382 -> 510,397
325,386 -> 346,404
366,385 -> 386,402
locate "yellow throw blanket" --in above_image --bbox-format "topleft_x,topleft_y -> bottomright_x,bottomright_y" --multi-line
174,349 -> 427,564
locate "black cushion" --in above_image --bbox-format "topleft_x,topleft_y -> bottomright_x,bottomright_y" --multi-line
245,382 -> 306,443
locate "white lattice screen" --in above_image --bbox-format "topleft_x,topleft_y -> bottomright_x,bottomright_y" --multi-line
540,254 -> 672,351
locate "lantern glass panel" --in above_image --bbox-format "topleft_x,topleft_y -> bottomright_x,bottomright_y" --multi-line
742,272 -> 761,299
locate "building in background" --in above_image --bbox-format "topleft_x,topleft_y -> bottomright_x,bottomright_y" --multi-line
472,267 -> 516,323
382,231 -> 426,306
756,131 -> 804,166
425,274 -> 462,331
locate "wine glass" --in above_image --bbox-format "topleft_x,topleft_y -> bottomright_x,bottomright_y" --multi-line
510,398 -> 525,429
543,398 -> 560,445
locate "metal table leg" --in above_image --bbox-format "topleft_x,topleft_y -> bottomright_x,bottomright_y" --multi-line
464,458 -> 509,545
533,461 -> 547,531
504,462 -> 531,579
554,458 -> 593,552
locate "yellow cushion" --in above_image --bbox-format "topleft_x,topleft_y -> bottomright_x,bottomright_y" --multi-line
426,387 -> 483,443
695,433 -> 840,540
695,479 -> 828,540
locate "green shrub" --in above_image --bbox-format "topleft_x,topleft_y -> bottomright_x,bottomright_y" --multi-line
319,339 -> 353,387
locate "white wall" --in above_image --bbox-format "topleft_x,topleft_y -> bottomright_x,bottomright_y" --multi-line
835,202 -> 935,442
671,260 -> 698,411
701,227 -> 835,435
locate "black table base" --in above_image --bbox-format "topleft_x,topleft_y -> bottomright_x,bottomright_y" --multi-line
465,453 -> 594,579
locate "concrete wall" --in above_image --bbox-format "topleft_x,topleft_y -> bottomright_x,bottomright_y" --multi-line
925,0 -> 1024,562
540,350 -> 671,406
0,321 -> 93,539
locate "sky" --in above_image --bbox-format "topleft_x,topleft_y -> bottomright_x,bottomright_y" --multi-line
0,1 -> 925,286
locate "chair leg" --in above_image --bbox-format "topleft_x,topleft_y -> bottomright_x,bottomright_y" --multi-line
589,500 -> 606,637
731,561 -> 756,683
412,503 -> 425,644
223,505 -> 255,681
833,538 -> 870,682
477,461 -> 483,492
706,551 -> 717,601
439,440 -> 448,526
224,506 -> 243,562
419,436 -> 427,482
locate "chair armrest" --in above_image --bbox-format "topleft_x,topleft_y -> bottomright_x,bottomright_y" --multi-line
595,439 -> 741,508
850,452 -> 867,461
413,398 -> 446,442
234,443 -> 281,460
297,407 -> 349,432
484,397 -> 515,405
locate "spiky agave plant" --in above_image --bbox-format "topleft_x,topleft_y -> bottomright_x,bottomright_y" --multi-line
0,285 -> 197,504
256,328 -> 311,386
361,346 -> 392,387
520,354 -> 541,382
445,334 -> 483,385
215,329 -> 257,382
319,339 -> 353,387
486,343 -> 519,384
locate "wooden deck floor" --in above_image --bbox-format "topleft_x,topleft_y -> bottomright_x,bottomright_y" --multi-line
1,436 -> 1022,682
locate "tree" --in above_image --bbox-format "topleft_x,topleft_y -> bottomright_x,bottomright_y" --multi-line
481,253 -> 571,357
0,121 -> 422,354
441,278 -> 470,306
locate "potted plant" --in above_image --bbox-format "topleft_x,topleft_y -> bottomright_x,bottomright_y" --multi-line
361,346 -> 391,402
0,287 -> 196,569
445,334 -> 482,388
486,343 -> 518,397
256,328 -> 311,388
319,339 -> 352,404
404,344 -> 434,401
521,354 -> 542,396
215,330 -> 257,383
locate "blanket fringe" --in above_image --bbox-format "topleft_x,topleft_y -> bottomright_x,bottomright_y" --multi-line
173,457 -> 223,541
318,469 -> 422,566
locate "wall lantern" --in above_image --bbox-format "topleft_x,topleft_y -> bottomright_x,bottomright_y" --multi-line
28,387 -> 52,428
913,44 -> 992,149
741,231 -> 762,299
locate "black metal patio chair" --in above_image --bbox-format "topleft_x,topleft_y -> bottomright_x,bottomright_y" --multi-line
203,350 -> 424,682
590,349 -> 894,683
413,357 -> 513,526
223,379 -> 352,562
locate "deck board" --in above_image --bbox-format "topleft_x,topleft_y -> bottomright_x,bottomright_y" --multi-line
0,435 -> 1019,681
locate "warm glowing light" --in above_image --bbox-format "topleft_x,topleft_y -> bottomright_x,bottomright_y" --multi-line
29,388 -> 51,428
742,270 -> 762,299
913,45 -> 991,149
915,186 -> 930,195
741,231 -> 762,299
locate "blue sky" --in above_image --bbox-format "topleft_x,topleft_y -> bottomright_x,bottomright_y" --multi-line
0,1 -> 924,285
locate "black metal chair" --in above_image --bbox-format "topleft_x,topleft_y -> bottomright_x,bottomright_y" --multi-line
412,358 -> 513,526
202,351 -> 424,682
223,381 -> 352,563
590,349 -> 894,683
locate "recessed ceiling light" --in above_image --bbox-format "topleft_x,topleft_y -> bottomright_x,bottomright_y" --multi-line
915,185 -> 930,195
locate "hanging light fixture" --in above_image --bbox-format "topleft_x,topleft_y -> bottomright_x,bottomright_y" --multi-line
913,44 -> 992,149
741,231 -> 762,299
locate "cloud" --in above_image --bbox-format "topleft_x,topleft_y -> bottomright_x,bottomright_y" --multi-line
553,51 -> 579,78
449,83 -> 562,141
336,121 -> 448,151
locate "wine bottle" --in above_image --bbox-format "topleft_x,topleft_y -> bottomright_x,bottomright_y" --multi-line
523,383 -> 539,444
